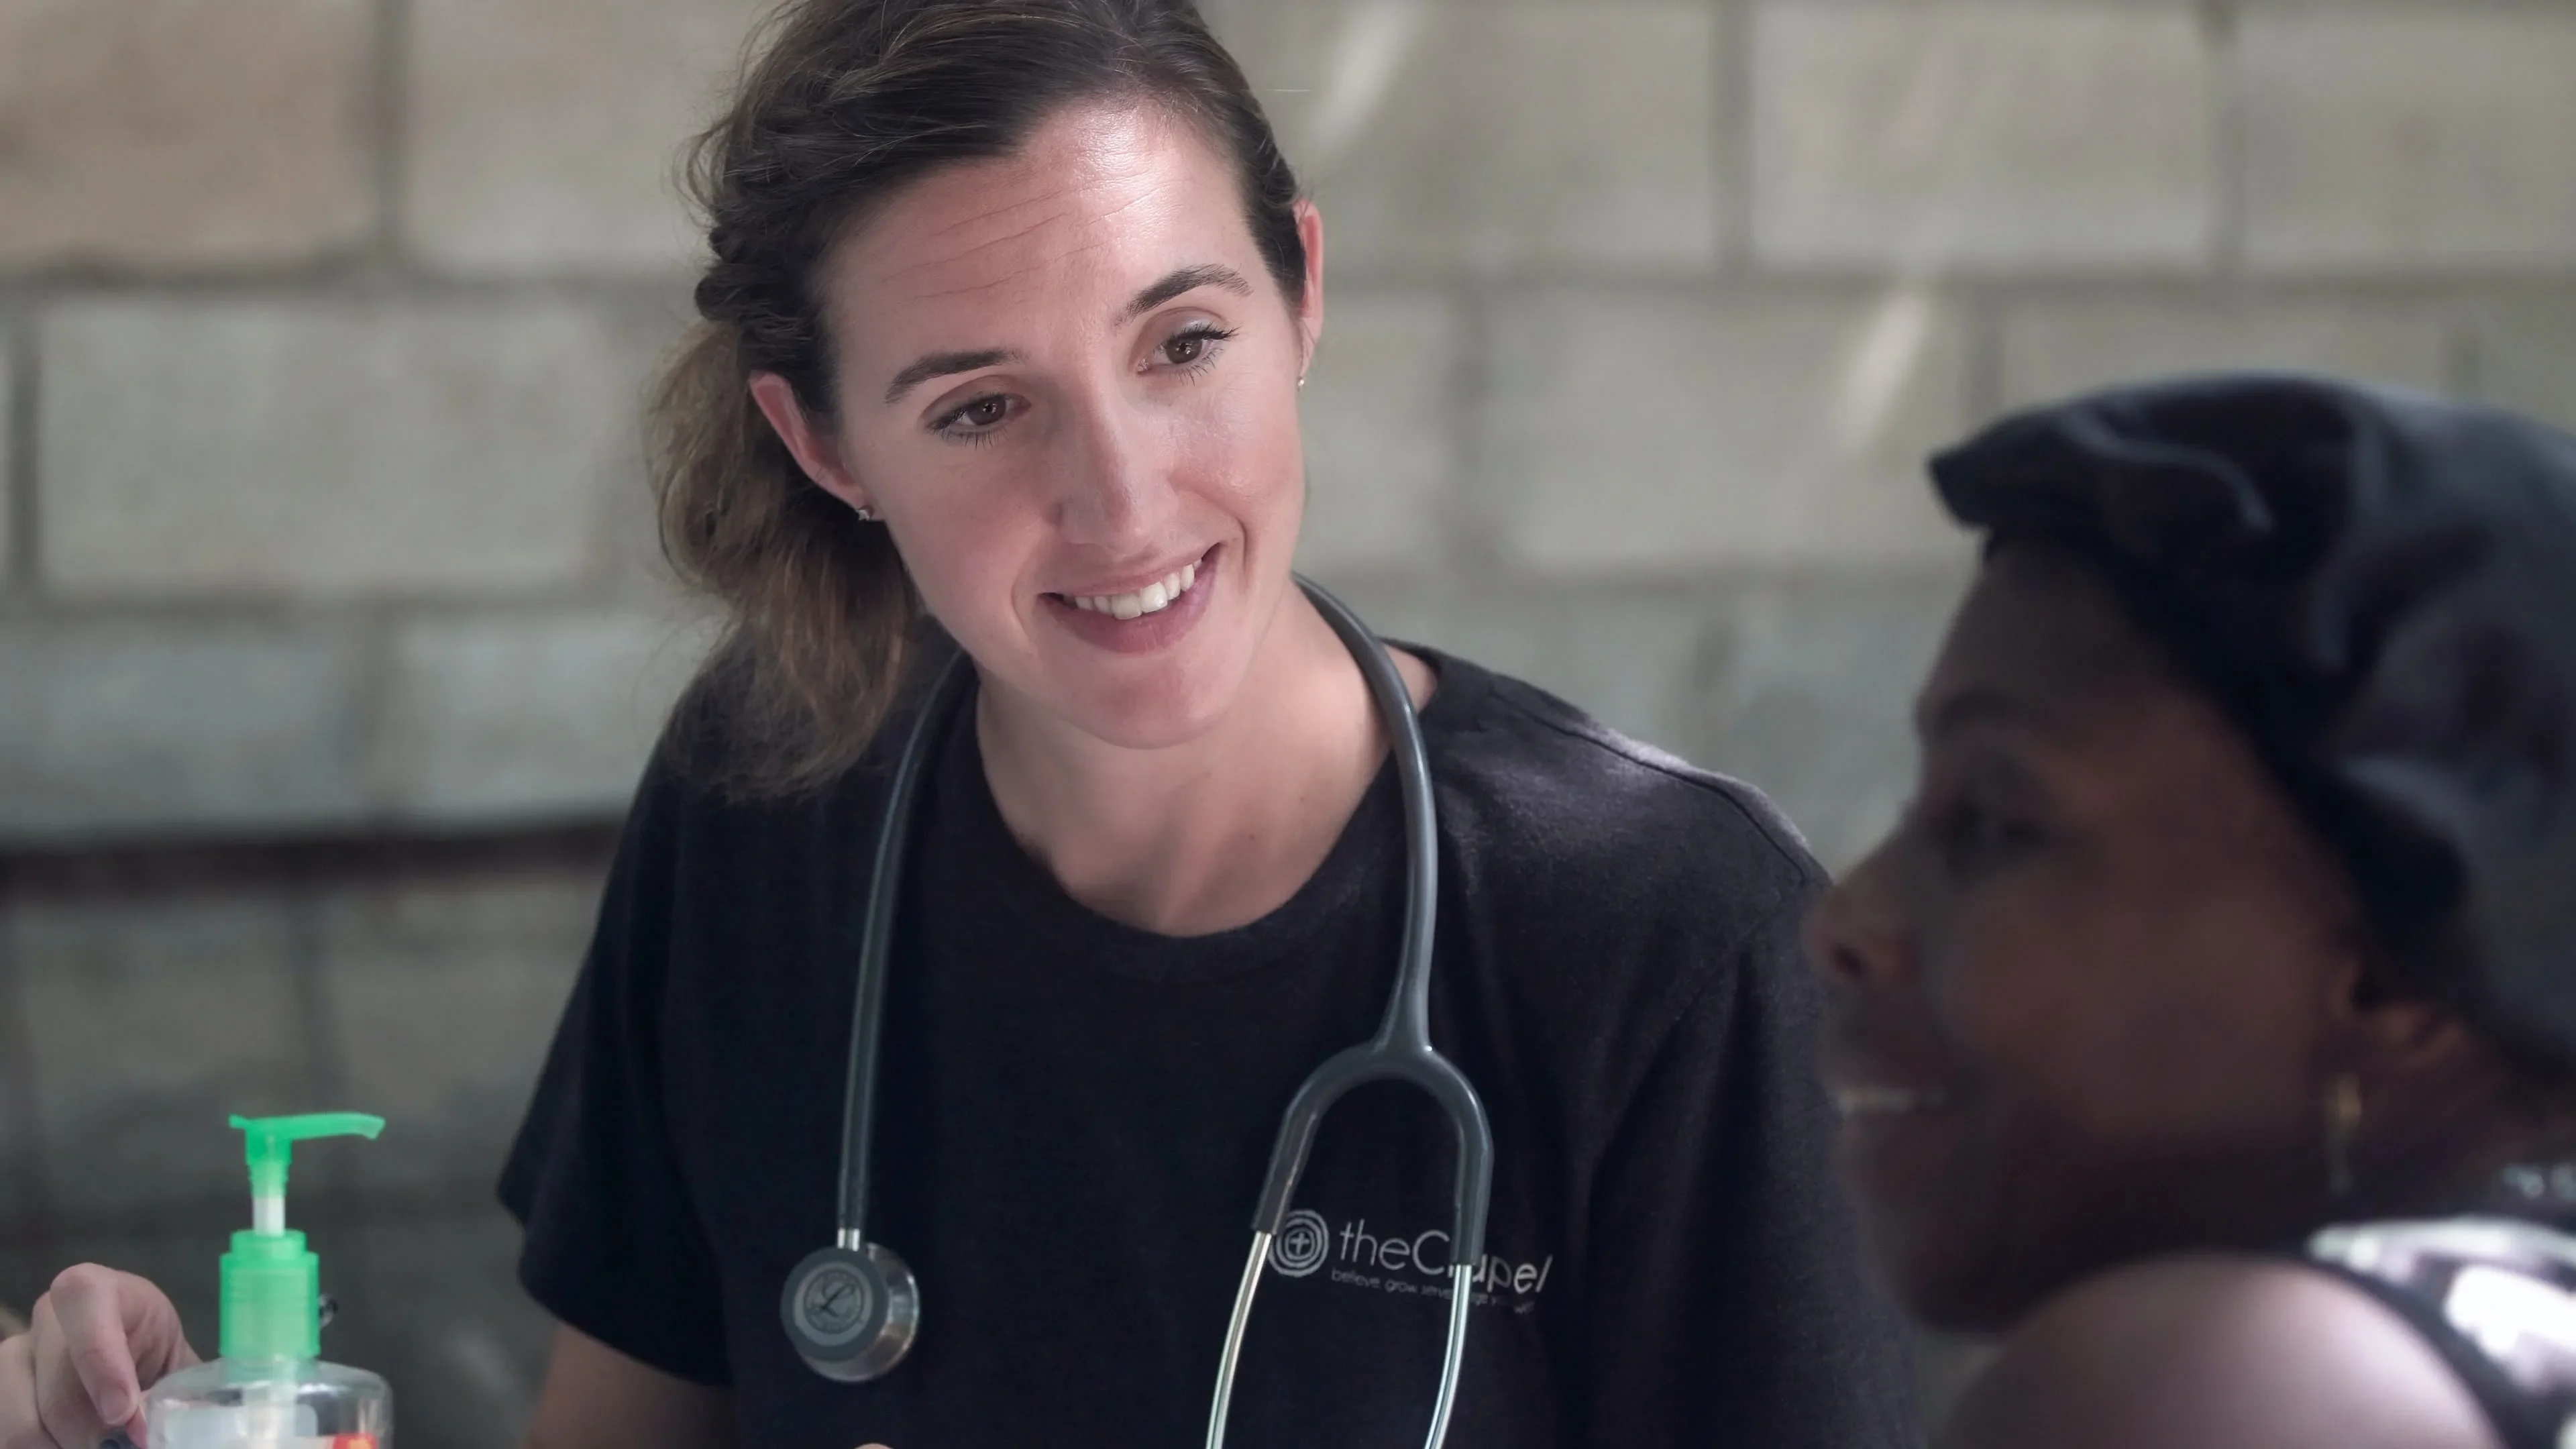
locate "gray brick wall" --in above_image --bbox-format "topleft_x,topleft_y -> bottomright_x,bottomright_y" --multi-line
1754,5 -> 2216,269
9,0 -> 2575,847
405,0 -> 773,274
38,300 -> 636,596
0,0 -> 377,270
6,0 -> 2576,1442
2241,9 -> 2576,271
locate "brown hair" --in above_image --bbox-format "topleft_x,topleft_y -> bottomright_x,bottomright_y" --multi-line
655,0 -> 1307,795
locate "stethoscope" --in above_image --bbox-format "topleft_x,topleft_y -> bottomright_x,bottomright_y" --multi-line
779,578 -> 1494,1449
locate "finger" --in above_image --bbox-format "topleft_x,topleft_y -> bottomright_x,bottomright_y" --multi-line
119,1281 -> 194,1389
1,1330 -> 52,1449
49,1266 -> 191,1432
29,1297 -> 111,1449
42,1269 -> 150,1434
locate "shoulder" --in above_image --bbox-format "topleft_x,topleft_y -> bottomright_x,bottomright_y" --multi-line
635,646 -> 920,837
1415,647 -> 1825,918
1944,1254 -> 2501,1449
596,658 -> 919,945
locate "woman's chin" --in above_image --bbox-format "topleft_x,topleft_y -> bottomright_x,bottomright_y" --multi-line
1874,1213 -> 2108,1338
1024,651 -> 1243,751
1849,1183 -> 2032,1336
1071,694 -> 1232,751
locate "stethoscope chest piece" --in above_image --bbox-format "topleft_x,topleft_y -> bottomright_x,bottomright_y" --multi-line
782,1239 -> 920,1382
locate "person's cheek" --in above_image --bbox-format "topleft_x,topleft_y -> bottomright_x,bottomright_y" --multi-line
1935,892 -> 2127,1168
1185,387 -> 1284,513
884,453 -> 1032,657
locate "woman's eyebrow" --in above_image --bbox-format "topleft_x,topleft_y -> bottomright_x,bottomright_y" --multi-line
1121,263 -> 1252,322
881,265 -> 1256,405
885,347 -> 1022,405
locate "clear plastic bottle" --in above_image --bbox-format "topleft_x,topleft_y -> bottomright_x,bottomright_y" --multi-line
144,1114 -> 392,1449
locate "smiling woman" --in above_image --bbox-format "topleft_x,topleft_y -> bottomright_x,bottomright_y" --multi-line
1811,375 -> 2576,1449
654,0 -> 1318,800
0,3 -> 1915,1448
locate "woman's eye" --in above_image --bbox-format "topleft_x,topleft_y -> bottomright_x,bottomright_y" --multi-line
936,394 -> 1014,438
1158,325 -> 1235,369
1933,799 -> 2039,874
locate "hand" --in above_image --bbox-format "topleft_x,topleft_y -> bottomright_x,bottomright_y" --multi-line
0,1265 -> 199,1449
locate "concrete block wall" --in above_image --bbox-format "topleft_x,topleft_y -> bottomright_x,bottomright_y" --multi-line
5,0 -> 2576,1442
1222,0 -> 2576,867
9,0 -> 2576,853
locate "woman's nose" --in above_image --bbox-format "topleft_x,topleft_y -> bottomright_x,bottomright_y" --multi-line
1803,850 -> 1919,991
1051,388 -> 1178,549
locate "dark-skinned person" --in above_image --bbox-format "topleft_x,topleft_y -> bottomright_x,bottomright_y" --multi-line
1811,372 -> 2576,1449
0,2 -> 1916,1447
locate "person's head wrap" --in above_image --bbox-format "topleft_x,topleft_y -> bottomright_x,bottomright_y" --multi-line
1930,373 -> 2576,1073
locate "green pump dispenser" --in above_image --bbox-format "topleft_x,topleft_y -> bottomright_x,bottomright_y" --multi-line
220,1114 -> 383,1362
143,1113 -> 393,1449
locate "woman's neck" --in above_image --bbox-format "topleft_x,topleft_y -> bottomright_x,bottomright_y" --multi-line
2349,1064 -> 2576,1222
972,591 -> 1435,937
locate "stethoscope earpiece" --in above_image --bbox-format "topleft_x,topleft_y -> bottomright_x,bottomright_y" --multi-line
782,1239 -> 920,1383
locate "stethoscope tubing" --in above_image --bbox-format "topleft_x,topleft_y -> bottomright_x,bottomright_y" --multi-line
1205,581 -> 1494,1449
834,648 -> 975,1241
816,580 -> 1491,1446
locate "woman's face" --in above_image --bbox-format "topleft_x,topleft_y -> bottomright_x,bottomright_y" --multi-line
1806,542 -> 2371,1332
760,101 -> 1322,749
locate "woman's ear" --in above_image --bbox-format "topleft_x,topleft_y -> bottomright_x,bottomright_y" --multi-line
749,372 -> 873,516
1292,197 -> 1325,374
2322,944 -> 2469,1080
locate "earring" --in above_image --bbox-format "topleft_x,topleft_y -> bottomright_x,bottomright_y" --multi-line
853,504 -> 875,523
2325,1073 -> 2363,1199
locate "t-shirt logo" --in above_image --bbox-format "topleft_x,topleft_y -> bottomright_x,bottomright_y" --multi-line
1266,1210 -> 1556,1313
1268,1209 -> 1332,1277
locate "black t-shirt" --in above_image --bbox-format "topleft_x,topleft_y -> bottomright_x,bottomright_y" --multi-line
499,648 -> 1917,1448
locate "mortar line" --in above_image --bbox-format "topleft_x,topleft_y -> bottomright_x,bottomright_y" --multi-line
1962,280 -> 2006,427
2206,0 -> 2249,278
0,883 -> 60,1250
1444,279 -> 1505,582
5,312 -> 37,598
1714,0 -> 1757,278
352,600 -> 405,817
2451,303 -> 2487,402
373,0 -> 413,270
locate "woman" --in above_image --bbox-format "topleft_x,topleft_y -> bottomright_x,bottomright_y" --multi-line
0,1 -> 1912,1446
1812,372 -> 2576,1448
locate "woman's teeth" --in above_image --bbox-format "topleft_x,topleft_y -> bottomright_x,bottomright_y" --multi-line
1833,1087 -> 1952,1118
1069,561 -> 1199,621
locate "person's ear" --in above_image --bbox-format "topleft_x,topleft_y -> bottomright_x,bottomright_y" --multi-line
1291,197 -> 1325,378
749,372 -> 874,517
2322,945 -> 2468,1080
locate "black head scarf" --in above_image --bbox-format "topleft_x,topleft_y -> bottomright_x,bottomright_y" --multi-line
1930,373 -> 2576,1072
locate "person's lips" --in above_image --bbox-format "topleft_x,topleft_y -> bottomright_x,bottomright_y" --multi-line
1819,997 -> 1960,1126
1831,1085 -> 1955,1118
1039,545 -> 1222,657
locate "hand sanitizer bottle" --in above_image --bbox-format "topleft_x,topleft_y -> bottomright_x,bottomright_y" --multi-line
144,1114 -> 392,1449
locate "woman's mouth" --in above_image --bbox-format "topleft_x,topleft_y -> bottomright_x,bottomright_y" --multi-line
1063,558 -> 1199,621
1833,1086 -> 1955,1118
1042,547 -> 1220,656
